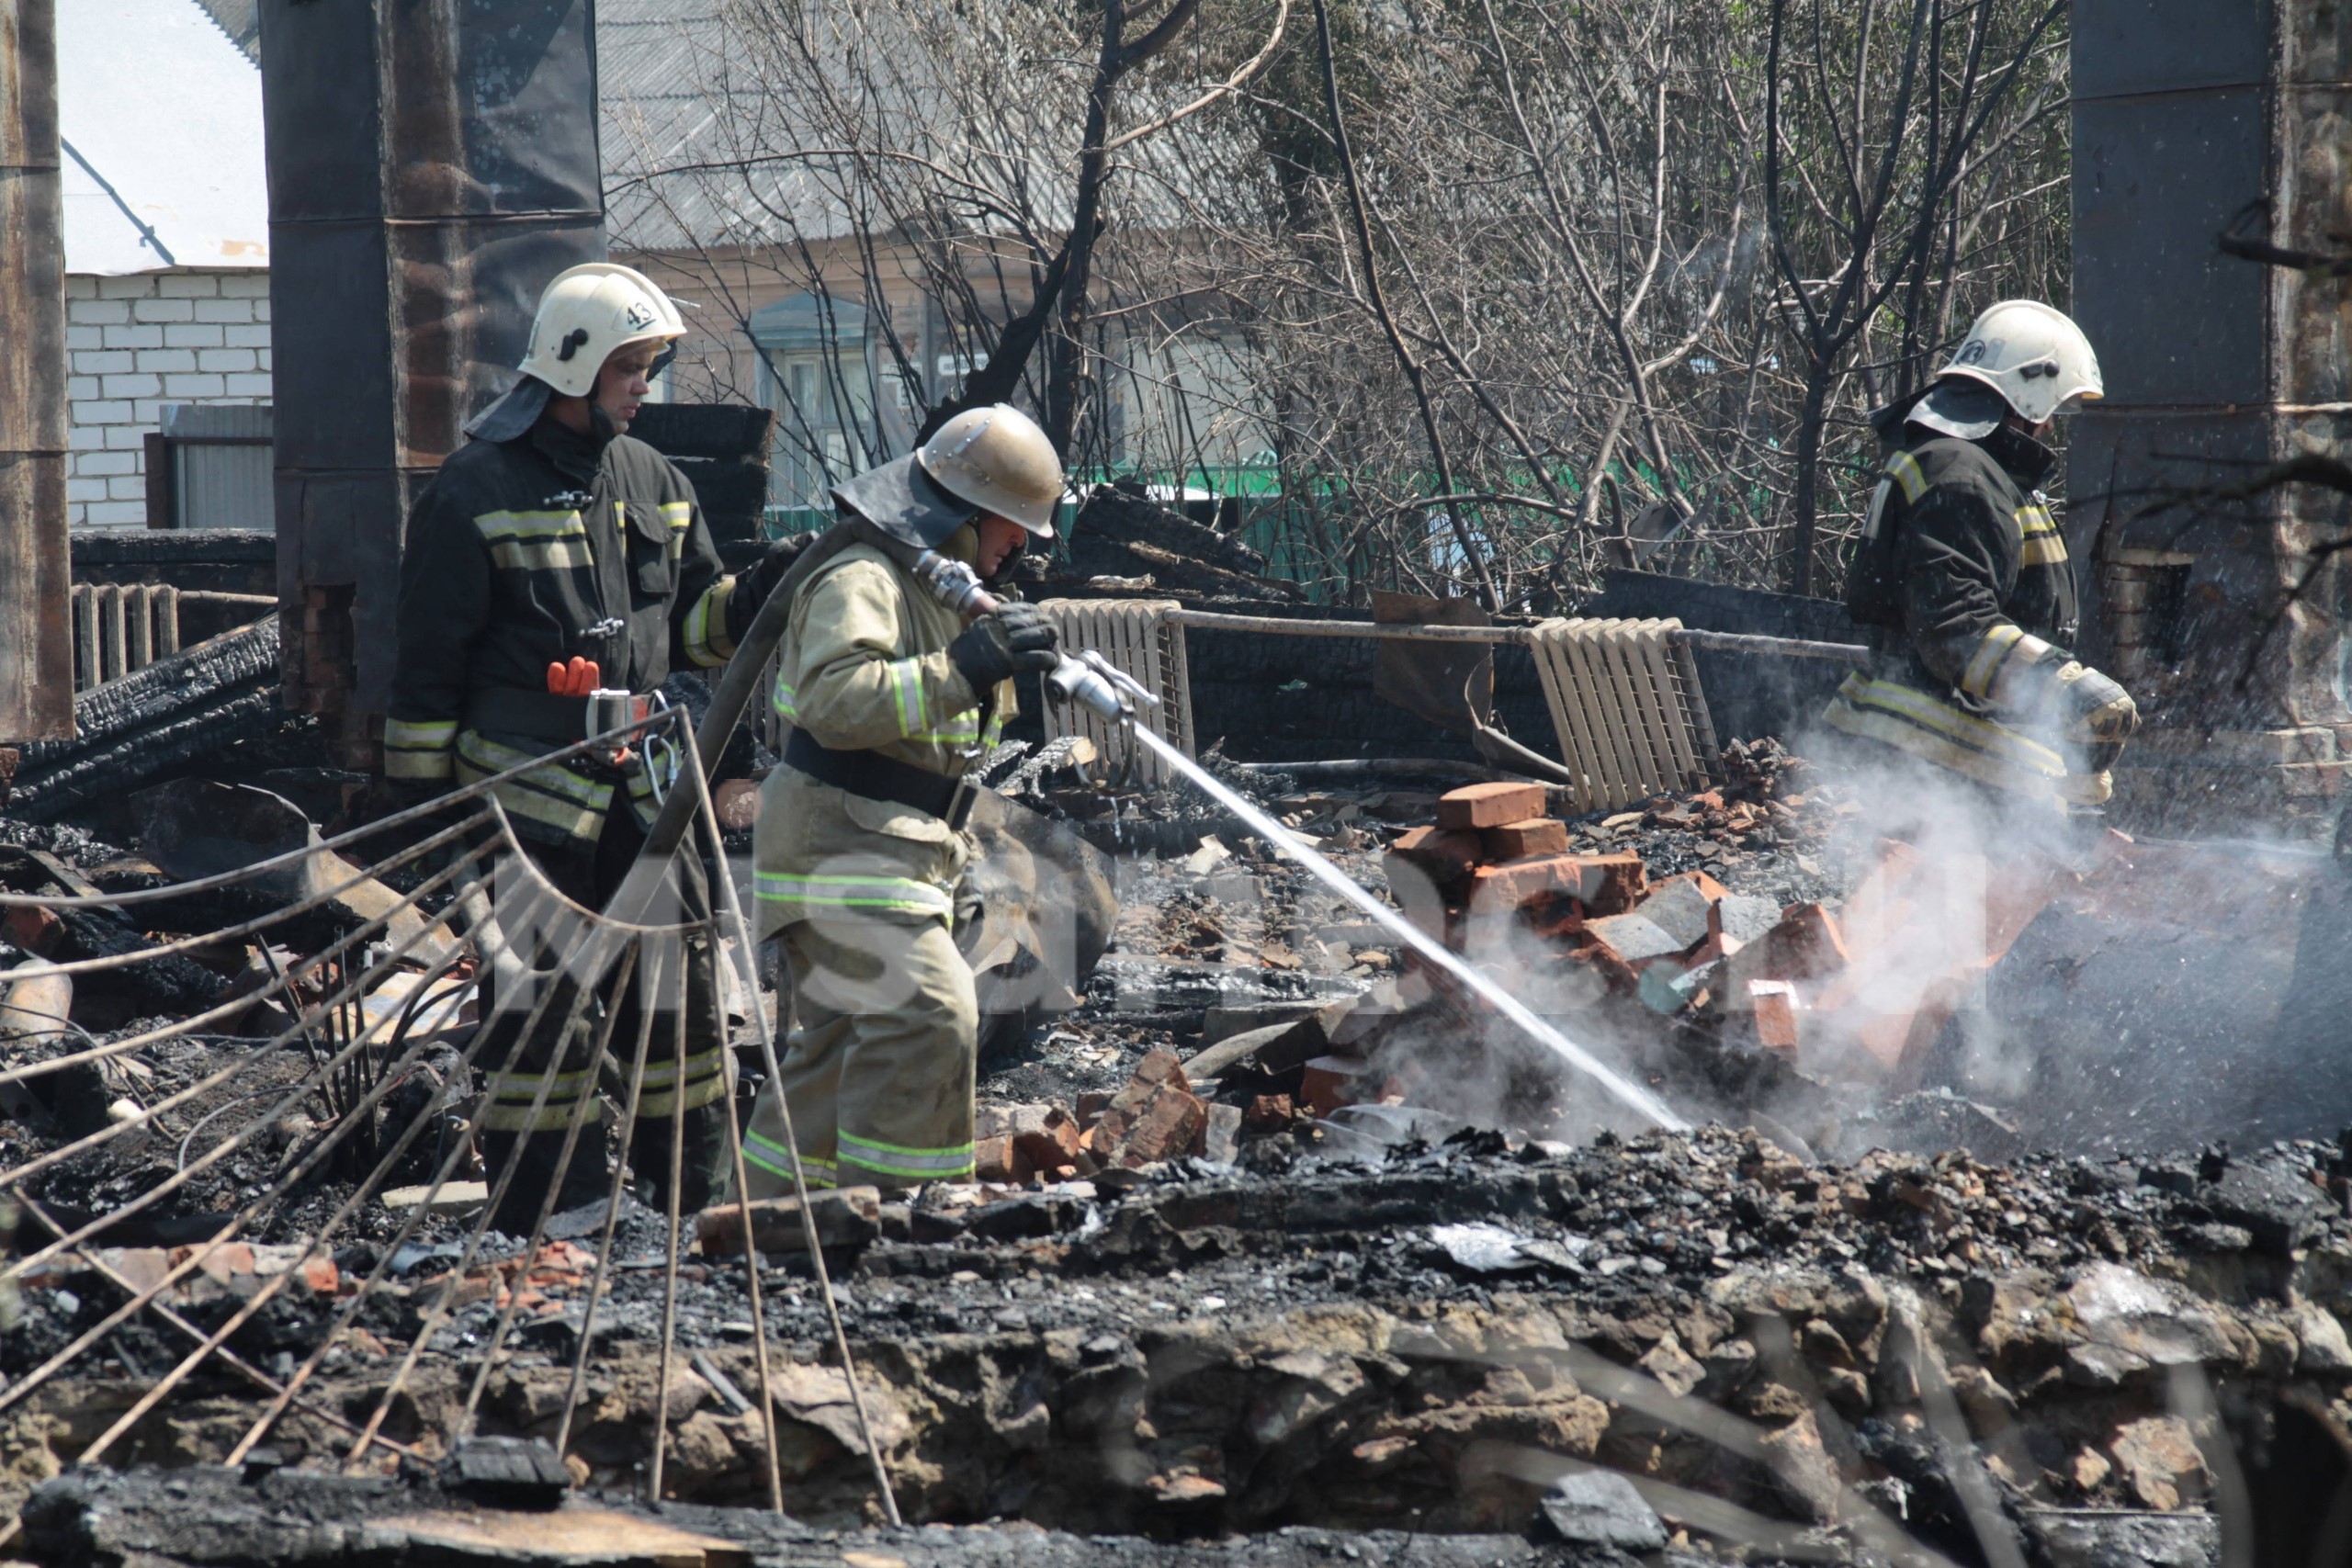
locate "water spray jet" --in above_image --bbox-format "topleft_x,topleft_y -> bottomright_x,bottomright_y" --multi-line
914,548 -> 1691,1135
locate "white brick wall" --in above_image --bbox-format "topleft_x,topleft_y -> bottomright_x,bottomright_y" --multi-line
65,268 -> 273,526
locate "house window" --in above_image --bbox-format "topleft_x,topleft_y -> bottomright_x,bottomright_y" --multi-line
747,293 -> 877,513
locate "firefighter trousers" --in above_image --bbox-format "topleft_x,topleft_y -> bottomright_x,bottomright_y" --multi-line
739,913 -> 978,1195
471,793 -> 732,1227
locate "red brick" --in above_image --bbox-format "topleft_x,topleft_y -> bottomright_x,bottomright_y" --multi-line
1467,850 -> 1646,915
1106,1084 -> 1207,1168
1245,1093 -> 1297,1130
1131,1047 -> 1190,1093
1727,902 -> 1852,1010
1465,855 -> 1572,912
1436,781 -> 1548,830
1750,980 -> 1800,1054
1481,818 -> 1568,860
1559,939 -> 1641,997
1300,1055 -> 1367,1117
1077,1090 -> 1112,1126
975,1136 -> 1031,1184
1091,1049 -> 1193,1154
1758,903 -> 1849,979
1571,852 -> 1650,915
1388,826 -> 1483,882
1011,1105 -> 1085,1171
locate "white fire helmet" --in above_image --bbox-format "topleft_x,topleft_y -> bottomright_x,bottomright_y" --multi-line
1937,300 -> 2103,425
915,404 -> 1064,537
515,263 -> 687,398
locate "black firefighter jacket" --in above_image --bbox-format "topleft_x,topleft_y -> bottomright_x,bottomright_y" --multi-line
385,418 -> 738,849
1822,419 -> 2081,800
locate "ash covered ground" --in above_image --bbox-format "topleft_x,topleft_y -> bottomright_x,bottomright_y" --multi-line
4,745 -> 2351,1567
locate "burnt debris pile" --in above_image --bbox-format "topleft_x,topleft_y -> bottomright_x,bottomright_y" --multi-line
2,721 -> 2350,1567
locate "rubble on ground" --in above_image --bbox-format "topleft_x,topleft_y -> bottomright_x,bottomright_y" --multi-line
6,725 -> 2352,1566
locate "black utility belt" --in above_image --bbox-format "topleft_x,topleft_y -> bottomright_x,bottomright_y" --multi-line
784,729 -> 972,829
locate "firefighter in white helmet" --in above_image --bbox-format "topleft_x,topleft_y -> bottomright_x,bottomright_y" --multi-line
385,263 -> 805,1232
738,405 -> 1064,1195
1824,300 -> 2139,811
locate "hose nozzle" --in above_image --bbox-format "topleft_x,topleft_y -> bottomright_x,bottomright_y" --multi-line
1046,648 -> 1159,723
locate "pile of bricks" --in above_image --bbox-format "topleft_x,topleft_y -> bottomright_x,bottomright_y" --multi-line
976,1048 -> 1238,1183
1383,780 -> 1652,960
1379,779 -> 1884,1066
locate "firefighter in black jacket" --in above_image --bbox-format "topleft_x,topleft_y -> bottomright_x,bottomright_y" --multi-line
384,263 -> 797,1231
1824,299 -> 2139,812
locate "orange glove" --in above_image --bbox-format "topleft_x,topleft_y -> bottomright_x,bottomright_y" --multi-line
545,656 -> 601,697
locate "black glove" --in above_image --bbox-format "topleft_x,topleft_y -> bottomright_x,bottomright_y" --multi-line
948,602 -> 1060,690
726,533 -> 820,648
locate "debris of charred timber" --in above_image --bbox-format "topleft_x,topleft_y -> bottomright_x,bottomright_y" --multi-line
6,619 -> 283,820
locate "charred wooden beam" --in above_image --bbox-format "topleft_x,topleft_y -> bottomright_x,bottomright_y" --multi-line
6,619 -> 282,820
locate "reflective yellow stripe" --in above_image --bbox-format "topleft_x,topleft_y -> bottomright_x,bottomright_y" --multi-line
491,537 -> 596,571
773,668 -> 979,745
486,1064 -> 596,1097
454,733 -> 611,842
753,872 -> 954,919
478,1064 -> 603,1132
2017,503 -> 2066,566
386,716 -> 457,747
888,658 -> 924,739
385,716 -> 458,780
744,1133 -> 833,1188
624,748 -> 679,800
1886,450 -> 1928,503
637,1047 -> 728,1090
475,509 -> 593,572
684,579 -> 736,667
458,732 -> 609,807
1822,672 -> 2064,801
661,501 -> 693,560
838,1130 -> 975,1181
636,1073 -> 729,1117
1960,624 -> 2027,700
474,509 -> 585,542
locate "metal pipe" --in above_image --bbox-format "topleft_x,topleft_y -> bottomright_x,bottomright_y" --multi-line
0,0 -> 72,743
1161,609 -> 1870,664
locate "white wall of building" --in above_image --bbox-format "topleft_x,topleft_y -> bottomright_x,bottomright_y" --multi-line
65,269 -> 272,526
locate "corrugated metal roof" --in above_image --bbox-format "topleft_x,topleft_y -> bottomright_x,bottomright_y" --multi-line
60,0 -> 267,274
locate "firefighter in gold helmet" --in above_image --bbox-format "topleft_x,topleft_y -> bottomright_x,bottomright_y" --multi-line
738,405 -> 1064,1195
385,263 -> 804,1232
1824,300 -> 2139,811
